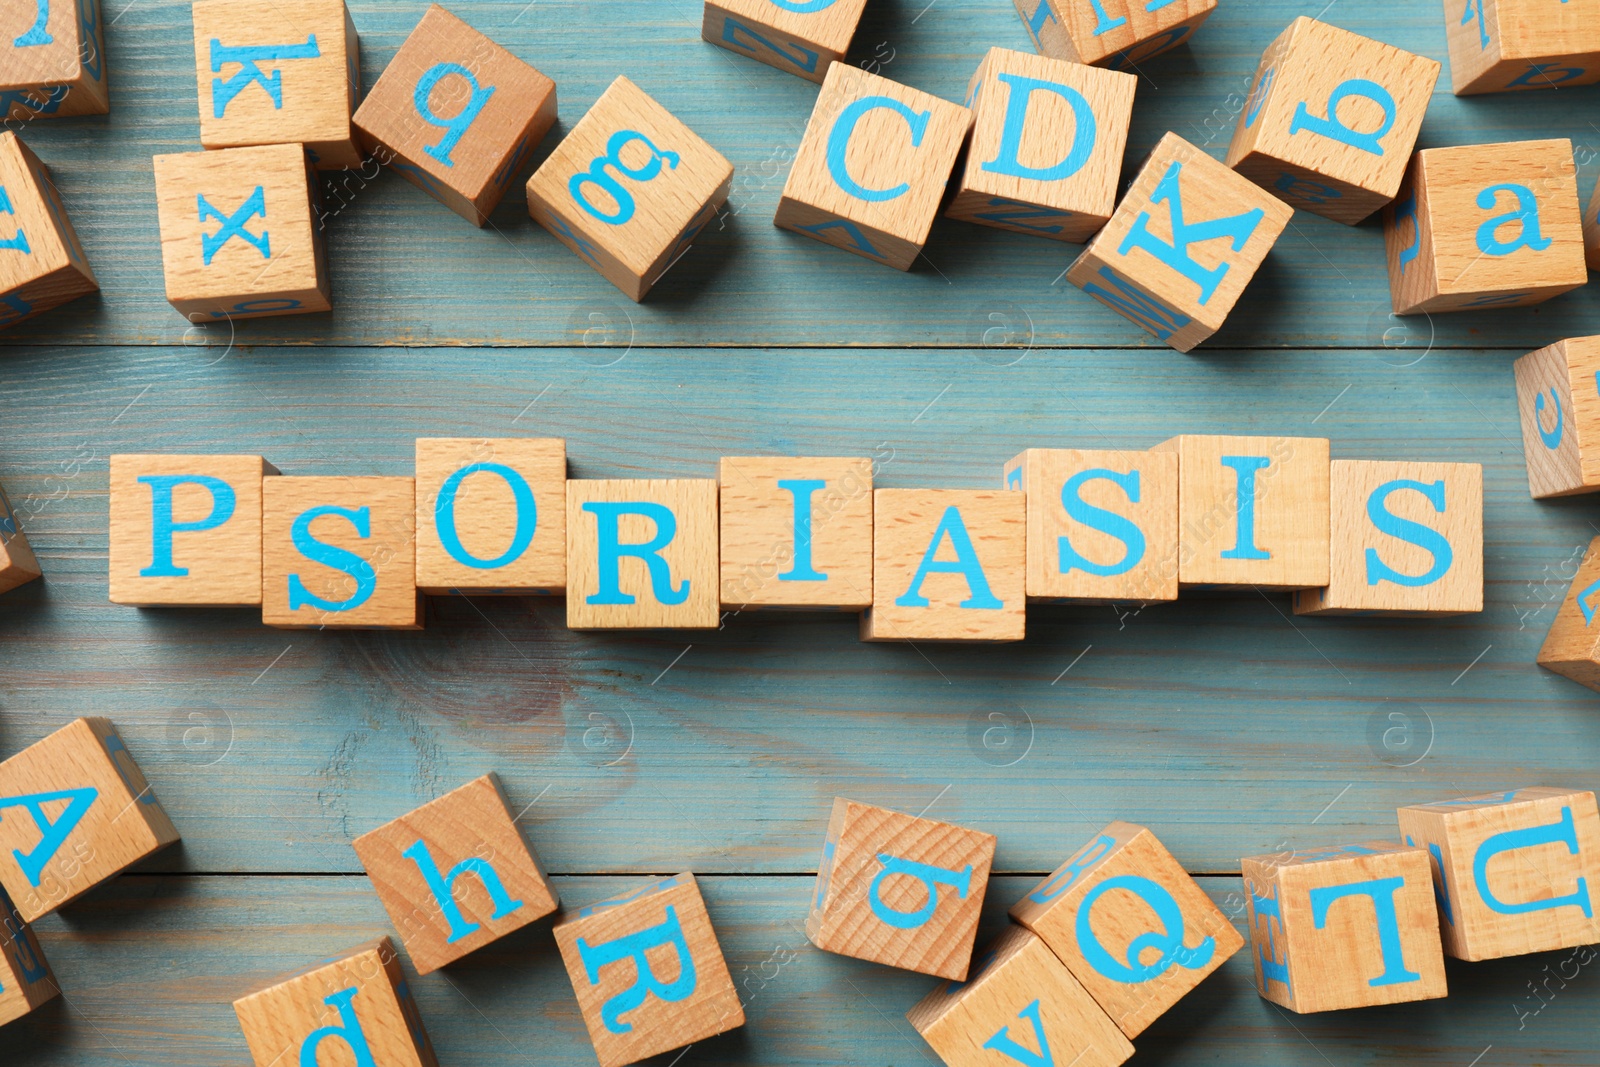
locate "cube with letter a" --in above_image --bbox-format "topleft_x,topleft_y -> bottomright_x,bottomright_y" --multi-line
1226,18 -> 1440,225
0,0 -> 109,120
1294,460 -> 1483,617
947,47 -> 1136,243
1443,0 -> 1600,95
1538,536 -> 1600,692
0,130 -> 97,331
1013,0 -> 1214,72
1514,336 -> 1600,498
1010,821 -> 1242,1037
807,797 -> 997,980
1066,133 -> 1292,352
1383,139 -> 1586,314
701,0 -> 868,83
566,479 -> 719,630
0,885 -> 57,1027
0,475 -> 42,596
719,456 -> 873,609
774,63 -> 968,271
554,873 -> 743,1067
1241,842 -> 1448,1014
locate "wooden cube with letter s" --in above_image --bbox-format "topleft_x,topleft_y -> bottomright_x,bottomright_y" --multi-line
0,885 -> 57,1027
0,130 -> 98,331
567,479 -> 720,630
719,456 -> 873,609
1,0 -> 109,120
1013,0 -> 1215,72
1537,536 -> 1600,692
1443,0 -> 1600,95
702,0 -> 869,82
1514,336 -> 1600,499
0,473 -> 42,596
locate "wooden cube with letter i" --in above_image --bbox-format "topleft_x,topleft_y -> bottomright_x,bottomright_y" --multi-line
702,0 -> 868,82
567,479 -> 719,630
0,0 -> 109,120
1013,0 -> 1214,72
1066,133 -> 1292,351
774,63 -> 969,271
554,873 -> 743,1067
1443,0 -> 1600,95
719,456 -> 873,609
1514,336 -> 1600,498
807,797 -> 997,980
1537,536 -> 1600,692
0,474 -> 42,596
0,130 -> 97,330
0,885 -> 56,1027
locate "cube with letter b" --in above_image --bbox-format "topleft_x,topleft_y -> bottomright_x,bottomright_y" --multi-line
1514,336 -> 1600,499
567,479 -> 719,630
0,131 -> 98,331
1443,0 -> 1600,95
1538,536 -> 1600,692
0,0 -> 109,120
701,0 -> 868,82
0,886 -> 56,1027
719,456 -> 873,609
0,475 -> 42,596
1014,0 -> 1214,72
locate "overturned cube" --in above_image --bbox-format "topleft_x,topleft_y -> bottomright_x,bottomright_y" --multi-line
1014,0 -> 1215,72
0,131 -> 98,330
0,886 -> 57,1027
1538,536 -> 1600,692
0,474 -> 42,596
1513,336 -> 1600,498
701,0 -> 868,82
0,0 -> 109,120
1443,0 -> 1600,95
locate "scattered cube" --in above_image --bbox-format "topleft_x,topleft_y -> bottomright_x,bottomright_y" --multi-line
152,144 -> 331,321
1383,139 -> 1586,314
807,797 -> 997,980
0,0 -> 109,119
719,456 -> 873,609
1513,336 -> 1600,498
0,718 -> 180,922
1013,0 -> 1215,72
414,438 -> 566,595
1294,460 -> 1483,616
527,75 -> 731,301
554,873 -> 743,1067
702,0 -> 868,82
1585,186 -> 1600,270
0,886 -> 57,1027
1225,18 -> 1440,224
566,479 -> 720,630
1537,536 -> 1600,692
1241,841 -> 1448,1014
0,475 -> 42,596
1066,132 -> 1292,352
0,131 -> 97,330
775,63 -> 968,270
1443,0 -> 1600,95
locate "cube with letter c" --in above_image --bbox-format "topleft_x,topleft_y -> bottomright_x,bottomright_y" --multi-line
1514,335 -> 1600,498
566,478 -> 719,629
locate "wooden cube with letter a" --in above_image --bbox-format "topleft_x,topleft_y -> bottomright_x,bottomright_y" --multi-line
0,0 -> 109,120
863,488 -> 1025,642
908,925 -> 1133,1067
1443,0 -> 1600,95
1514,336 -> 1600,498
153,144 -> 330,321
1241,842 -> 1447,1014
1383,139 -> 1586,314
0,131 -> 97,330
719,456 -> 872,609
554,873 -> 743,1067
0,718 -> 180,922
1013,0 -> 1214,72
0,886 -> 56,1026
946,48 -> 1135,243
527,76 -> 731,302
702,0 -> 868,82
807,797 -> 996,980
1537,536 -> 1600,692
1011,821 -> 1242,1037
1294,460 -> 1482,616
233,938 -> 438,1067
261,476 -> 420,629
0,475 -> 42,596
567,479 -> 719,630
1226,18 -> 1439,224
1066,133 -> 1292,351
775,63 -> 968,271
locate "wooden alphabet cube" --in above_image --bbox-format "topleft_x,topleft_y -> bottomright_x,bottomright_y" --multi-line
414,438 -> 566,595
1585,184 -> 1600,270
1152,435 -> 1330,589
233,937 -> 437,1067
1066,132 -> 1292,352
0,718 -> 180,922
1443,0 -> 1600,95
945,47 -> 1136,243
1383,139 -> 1586,314
1294,460 -> 1483,616
908,925 -> 1133,1067
567,479 -> 719,630
807,797 -> 997,980
1241,842 -> 1448,1014
153,144 -> 330,321
191,0 -> 361,169
353,5 -> 556,226
1225,18 -> 1440,224
261,476 -> 420,630
701,0 -> 868,82
527,76 -> 731,302
1014,0 -> 1214,72
1004,448 -> 1178,604
1398,788 -> 1600,961
1011,821 -> 1243,1037
774,63 -> 968,271
0,476 -> 42,596
0,131 -> 97,330
1514,336 -> 1600,498
1537,536 -> 1600,692
554,873 -> 743,1067
353,774 -> 559,975
862,488 -> 1025,642
0,887 -> 56,1027
719,456 -> 873,609
0,0 -> 108,119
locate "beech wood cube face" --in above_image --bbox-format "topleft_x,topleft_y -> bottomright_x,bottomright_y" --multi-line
233,938 -> 438,1067
1293,460 -> 1483,617
807,797 -> 996,980
192,0 -> 361,169
1014,0 -> 1215,72
775,63 -> 969,271
719,456 -> 873,609
1011,821 -> 1243,1037
1443,0 -> 1600,95
1226,18 -> 1440,225
353,774 -> 559,975
701,0 -> 868,82
0,0 -> 108,120
566,479 -> 719,630
1383,139 -> 1586,314
261,476 -> 420,629
0,477 -> 42,596
1398,788 -> 1600,962
354,5 -> 556,226
1585,186 -> 1600,270
554,873 -> 743,1067
0,131 -> 97,330
1514,336 -> 1600,498
1066,132 -> 1292,352
0,887 -> 56,1027
1242,842 -> 1448,1014
908,925 -> 1134,1067
527,76 -> 731,302
1538,536 -> 1600,692
414,438 -> 566,595
0,718 -> 180,922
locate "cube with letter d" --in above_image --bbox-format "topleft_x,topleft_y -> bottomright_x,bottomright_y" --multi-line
566,479 -> 719,629
719,456 -> 873,609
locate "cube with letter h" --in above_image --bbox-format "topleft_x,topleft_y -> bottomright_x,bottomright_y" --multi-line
807,797 -> 997,980
0,130 -> 98,331
0,475 -> 43,596
1067,133 -> 1292,352
554,873 -> 744,1067
1226,18 -> 1440,225
1538,536 -> 1600,693
0,886 -> 57,1028
719,456 -> 873,609
1443,0 -> 1600,95
1014,0 -> 1215,72
1514,336 -> 1600,499
702,0 -> 869,83
775,63 -> 969,271
1241,841 -> 1448,1013
567,479 -> 719,630
1398,788 -> 1600,961
0,0 -> 109,120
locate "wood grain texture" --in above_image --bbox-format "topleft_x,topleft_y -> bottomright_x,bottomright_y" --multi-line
0,131 -> 97,330
1513,336 -> 1600,499
0,0 -> 109,119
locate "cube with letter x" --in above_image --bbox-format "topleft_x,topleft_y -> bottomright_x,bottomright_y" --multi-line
0,0 -> 110,120
566,479 -> 720,629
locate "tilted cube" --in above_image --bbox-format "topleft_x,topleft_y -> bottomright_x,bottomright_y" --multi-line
0,475 -> 42,596
0,131 -> 97,330
1513,336 -> 1600,498
0,0 -> 109,119
0,886 -> 57,1028
566,479 -> 720,630
701,0 -> 868,82
1014,0 -> 1215,72
1442,0 -> 1600,95
1537,536 -> 1600,692
719,456 -> 873,609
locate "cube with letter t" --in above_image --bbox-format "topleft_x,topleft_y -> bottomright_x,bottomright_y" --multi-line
0,0 -> 110,120
719,456 -> 873,609
1014,0 -> 1215,72
566,479 -> 720,629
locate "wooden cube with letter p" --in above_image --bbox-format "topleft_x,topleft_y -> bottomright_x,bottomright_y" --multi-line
0,886 -> 56,1027
0,130 -> 97,330
1514,336 -> 1600,498
1014,0 -> 1214,72
775,63 -> 968,271
567,479 -> 719,630
702,0 -> 868,82
719,456 -> 872,609
1443,0 -> 1600,95
0,0 -> 109,120
0,475 -> 42,596
1538,536 -> 1600,692
1066,133 -> 1292,351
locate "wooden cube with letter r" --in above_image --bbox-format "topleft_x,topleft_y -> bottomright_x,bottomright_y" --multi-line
0,886 -> 57,1027
567,479 -> 719,630
702,0 -> 868,82
1443,0 -> 1600,95
0,474 -> 42,596
1013,0 -> 1214,72
1,0 -> 109,120
1538,536 -> 1600,692
1514,336 -> 1600,498
0,130 -> 97,330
